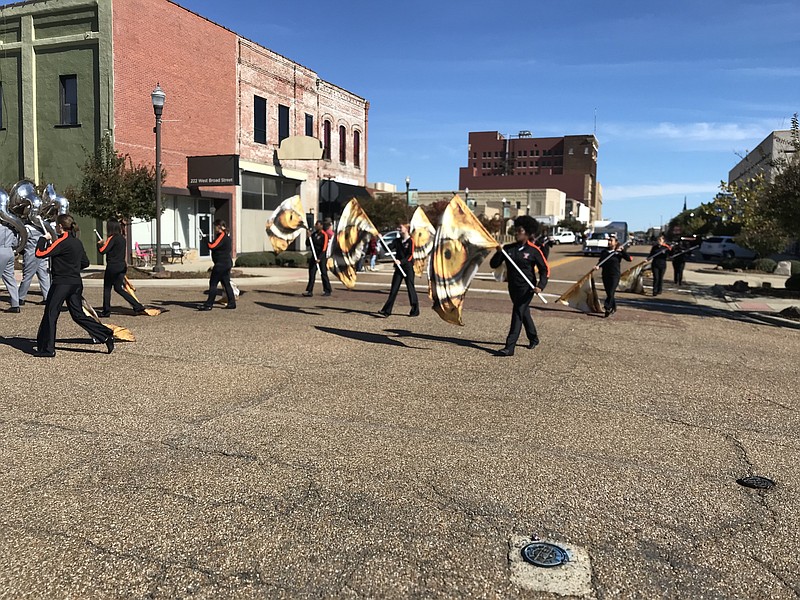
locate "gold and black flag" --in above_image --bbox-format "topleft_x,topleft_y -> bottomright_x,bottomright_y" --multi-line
265,195 -> 306,254
557,271 -> 603,313
327,198 -> 379,289
409,207 -> 436,276
429,195 -> 498,326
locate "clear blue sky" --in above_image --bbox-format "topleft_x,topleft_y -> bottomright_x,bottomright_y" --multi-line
177,0 -> 799,231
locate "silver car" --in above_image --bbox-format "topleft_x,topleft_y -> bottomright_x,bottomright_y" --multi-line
699,236 -> 756,260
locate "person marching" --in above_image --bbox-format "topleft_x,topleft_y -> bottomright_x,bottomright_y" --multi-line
302,221 -> 332,297
96,219 -> 146,317
198,219 -> 235,311
18,220 -> 51,306
0,222 -> 21,313
594,234 -> 632,317
648,234 -> 672,296
489,215 -> 550,357
33,214 -> 114,357
671,241 -> 691,286
378,223 -> 419,317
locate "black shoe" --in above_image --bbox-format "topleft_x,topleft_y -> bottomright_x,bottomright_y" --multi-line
197,305 -> 212,311
527,339 -> 539,350
409,306 -> 420,317
18,300 -> 25,306
5,306 -> 20,313
378,309 -> 390,317
322,291 -> 331,296
98,310 -> 111,318
610,308 -> 616,315
302,291 -> 313,297
33,350 -> 55,358
223,304 -> 236,310
604,309 -> 611,318
495,348 -> 515,357
105,337 -> 115,354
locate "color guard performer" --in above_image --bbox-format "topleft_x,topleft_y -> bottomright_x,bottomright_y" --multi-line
378,223 -> 418,317
648,234 -> 671,296
198,219 -> 235,311
33,214 -> 114,357
303,221 -> 332,297
594,234 -> 632,317
489,215 -> 549,356
97,219 -> 146,316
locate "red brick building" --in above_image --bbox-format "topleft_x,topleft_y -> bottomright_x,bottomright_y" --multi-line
458,131 -> 602,221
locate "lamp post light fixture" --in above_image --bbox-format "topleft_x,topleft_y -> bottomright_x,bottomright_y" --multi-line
151,83 -> 166,273
405,176 -> 410,206
465,186 -> 469,206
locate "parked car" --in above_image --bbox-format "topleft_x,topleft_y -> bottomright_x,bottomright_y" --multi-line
377,230 -> 402,259
699,236 -> 756,260
552,231 -> 576,244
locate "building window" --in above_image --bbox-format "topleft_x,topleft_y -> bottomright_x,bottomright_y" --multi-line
323,120 -> 331,160
278,104 -> 290,142
353,130 -> 361,168
568,148 -> 574,155
254,95 -> 267,144
241,172 -> 299,211
59,75 -> 78,125
305,113 -> 314,136
339,125 -> 346,164
584,147 -> 589,154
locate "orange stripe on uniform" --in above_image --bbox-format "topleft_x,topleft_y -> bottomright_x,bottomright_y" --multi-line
207,232 -> 225,249
321,230 -> 330,253
529,242 -> 551,277
35,232 -> 68,257
98,235 -> 112,253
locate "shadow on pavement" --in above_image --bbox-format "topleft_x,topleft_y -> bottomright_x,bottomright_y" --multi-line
315,305 -> 386,318
0,336 -> 36,353
315,326 -> 419,348
384,328 -> 500,354
154,300 -> 205,310
255,301 -> 321,316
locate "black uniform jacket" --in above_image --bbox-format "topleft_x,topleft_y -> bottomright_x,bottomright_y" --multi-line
35,232 -> 89,285
598,248 -> 632,277
392,236 -> 415,267
490,240 -> 550,298
308,229 -> 330,260
97,234 -> 127,269
207,232 -> 233,267
648,243 -> 672,268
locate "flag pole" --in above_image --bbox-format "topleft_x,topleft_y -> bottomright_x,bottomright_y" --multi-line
377,234 -> 406,277
500,247 -> 547,303
306,227 -> 319,262
595,240 -> 633,269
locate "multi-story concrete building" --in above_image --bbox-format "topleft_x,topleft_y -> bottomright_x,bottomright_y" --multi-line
458,131 -> 602,222
0,0 -> 368,260
728,130 -> 795,185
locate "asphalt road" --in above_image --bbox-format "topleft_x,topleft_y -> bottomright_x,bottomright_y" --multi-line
1,252 -> 798,599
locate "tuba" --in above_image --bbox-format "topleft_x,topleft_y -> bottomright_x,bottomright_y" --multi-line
0,188 -> 29,254
38,183 -> 70,239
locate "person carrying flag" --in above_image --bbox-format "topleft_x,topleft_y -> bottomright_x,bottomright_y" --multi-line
489,215 -> 549,356
303,220 -> 332,297
594,234 -> 632,317
648,234 -> 672,296
378,223 -> 418,317
96,219 -> 146,317
198,219 -> 235,311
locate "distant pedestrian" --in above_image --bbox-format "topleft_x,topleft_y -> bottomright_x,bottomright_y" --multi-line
303,221 -> 332,297
198,219 -> 235,311
648,234 -> 671,296
366,236 -> 378,271
594,235 -> 632,317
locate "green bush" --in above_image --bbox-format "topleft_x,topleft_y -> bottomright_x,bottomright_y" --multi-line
719,258 -> 750,270
787,274 -> 800,291
235,252 -> 276,267
275,251 -> 309,267
790,260 -> 800,275
748,258 -> 777,273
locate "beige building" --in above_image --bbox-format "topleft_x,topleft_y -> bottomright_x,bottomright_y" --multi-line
414,188 -> 566,224
729,130 -> 794,185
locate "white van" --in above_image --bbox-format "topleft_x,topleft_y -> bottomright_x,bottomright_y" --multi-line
699,236 -> 756,260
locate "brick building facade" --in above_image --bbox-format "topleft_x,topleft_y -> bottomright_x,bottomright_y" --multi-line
0,0 -> 368,260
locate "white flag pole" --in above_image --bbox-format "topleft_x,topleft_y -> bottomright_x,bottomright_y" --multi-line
306,227 -> 319,262
500,247 -> 547,304
595,240 -> 633,269
93,229 -> 102,241
378,234 -> 406,277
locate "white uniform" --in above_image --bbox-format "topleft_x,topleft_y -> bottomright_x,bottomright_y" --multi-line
18,223 -> 51,303
0,224 -> 20,308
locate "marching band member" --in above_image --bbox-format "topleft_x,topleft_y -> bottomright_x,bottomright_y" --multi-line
198,219 -> 235,311
648,234 -> 672,296
378,223 -> 418,317
97,219 -> 146,317
0,222 -> 20,313
489,215 -> 549,356
33,214 -> 114,357
302,220 -> 332,297
18,220 -> 51,306
594,234 -> 632,317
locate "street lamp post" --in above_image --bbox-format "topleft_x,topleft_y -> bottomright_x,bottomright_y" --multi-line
405,176 -> 410,206
465,187 -> 469,207
151,83 -> 166,273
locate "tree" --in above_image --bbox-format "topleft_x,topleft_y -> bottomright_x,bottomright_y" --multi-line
360,193 -> 414,231
556,217 -> 587,236
67,134 -> 162,222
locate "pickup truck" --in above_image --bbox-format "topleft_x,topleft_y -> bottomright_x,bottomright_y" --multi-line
583,232 -> 612,256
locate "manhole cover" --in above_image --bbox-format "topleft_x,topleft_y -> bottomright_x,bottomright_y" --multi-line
521,542 -> 569,568
737,476 -> 776,490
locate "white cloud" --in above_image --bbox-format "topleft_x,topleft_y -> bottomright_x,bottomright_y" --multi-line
603,182 -> 720,201
602,121 -> 769,143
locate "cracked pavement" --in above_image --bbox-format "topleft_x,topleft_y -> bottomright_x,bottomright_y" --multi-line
1,278 -> 799,599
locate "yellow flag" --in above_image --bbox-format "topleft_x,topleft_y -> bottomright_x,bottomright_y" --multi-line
123,276 -> 163,315
327,199 -> 379,289
557,271 -> 602,313
429,195 -> 498,326
81,297 -> 136,341
618,260 -> 649,294
265,195 -> 306,254
409,207 -> 436,276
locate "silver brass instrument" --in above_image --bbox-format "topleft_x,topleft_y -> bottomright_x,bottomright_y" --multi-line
0,188 -> 28,254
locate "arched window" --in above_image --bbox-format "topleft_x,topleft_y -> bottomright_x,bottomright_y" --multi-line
339,125 -> 347,164
353,130 -> 361,168
323,120 -> 331,160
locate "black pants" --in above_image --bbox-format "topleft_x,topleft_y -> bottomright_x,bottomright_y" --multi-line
602,272 -> 620,312
37,283 -> 113,355
504,290 -> 538,350
673,262 -> 685,285
651,265 -> 666,295
103,266 -> 144,312
204,264 -> 235,308
306,259 -> 331,294
381,263 -> 418,314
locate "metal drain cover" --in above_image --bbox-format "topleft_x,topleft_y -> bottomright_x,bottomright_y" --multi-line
737,476 -> 776,490
521,542 -> 569,568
